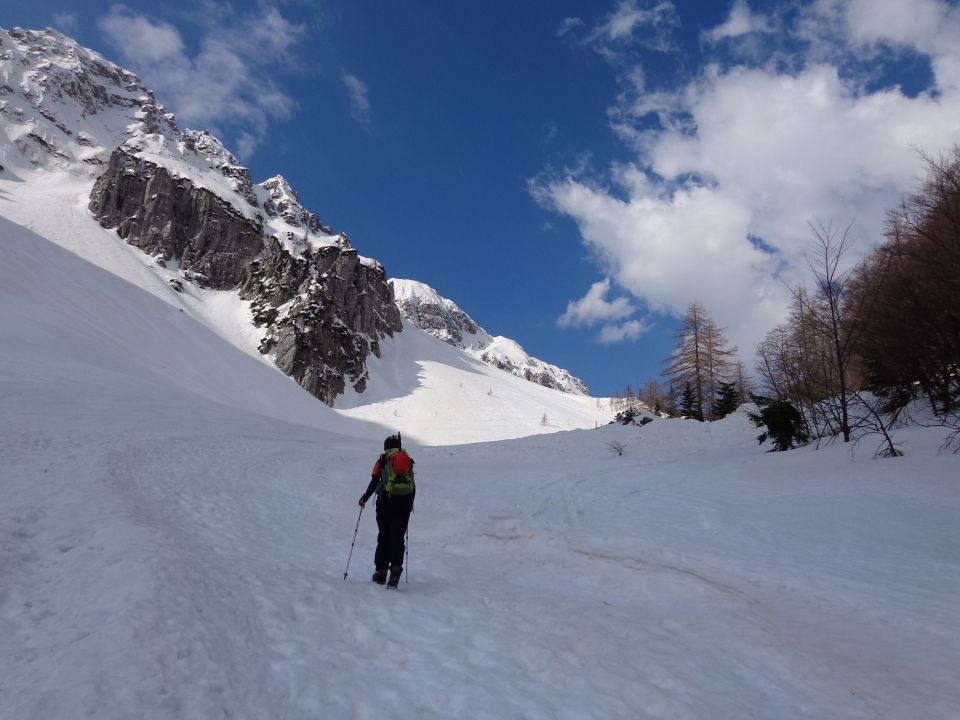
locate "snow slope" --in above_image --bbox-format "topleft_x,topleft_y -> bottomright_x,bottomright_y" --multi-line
3,202 -> 960,718
335,317 -> 608,445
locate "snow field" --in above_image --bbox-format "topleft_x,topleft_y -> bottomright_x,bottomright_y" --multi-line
5,399 -> 958,718
1,172 -> 959,718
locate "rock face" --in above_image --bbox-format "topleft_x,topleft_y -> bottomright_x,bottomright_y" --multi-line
243,237 -> 400,403
89,150 -> 263,288
89,147 -> 401,404
391,279 -> 589,395
394,281 -> 487,347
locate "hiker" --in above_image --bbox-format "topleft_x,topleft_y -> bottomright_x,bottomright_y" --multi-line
359,435 -> 415,588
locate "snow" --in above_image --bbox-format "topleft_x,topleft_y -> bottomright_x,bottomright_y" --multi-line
390,277 -> 588,395
0,27 -> 178,174
3,185 -> 960,718
2,34 -> 960,714
335,318 -> 606,444
391,277 -> 453,307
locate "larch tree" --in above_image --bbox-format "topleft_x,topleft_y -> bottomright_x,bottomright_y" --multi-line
664,302 -> 737,420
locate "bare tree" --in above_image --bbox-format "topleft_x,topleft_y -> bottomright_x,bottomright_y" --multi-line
607,441 -> 626,456
852,147 -> 960,418
771,220 -> 870,442
639,377 -> 666,415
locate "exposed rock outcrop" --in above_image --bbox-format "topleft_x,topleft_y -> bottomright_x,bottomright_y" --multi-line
89,150 -> 263,288
89,147 -> 402,404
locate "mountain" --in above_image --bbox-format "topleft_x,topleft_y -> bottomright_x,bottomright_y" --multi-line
1,26 -> 400,405
391,278 -> 589,395
1,26 -> 590,409
0,26 -> 601,439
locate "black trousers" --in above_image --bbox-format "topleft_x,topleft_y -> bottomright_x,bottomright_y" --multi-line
374,494 -> 413,572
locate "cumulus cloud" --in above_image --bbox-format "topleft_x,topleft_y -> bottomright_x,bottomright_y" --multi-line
97,4 -> 306,158
537,0 -> 960,356
559,278 -> 636,327
342,73 -> 371,125
558,278 -> 648,343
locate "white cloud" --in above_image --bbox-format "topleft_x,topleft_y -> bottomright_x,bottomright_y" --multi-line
97,4 -> 307,158
52,12 -> 80,36
557,17 -> 585,38
814,0 -> 946,49
570,0 -> 679,59
592,0 -> 678,43
537,1 -> 960,357
705,0 -> 772,42
599,319 -> 651,344
558,278 -> 636,328
342,73 -> 371,125
98,8 -> 185,63
558,279 -> 651,344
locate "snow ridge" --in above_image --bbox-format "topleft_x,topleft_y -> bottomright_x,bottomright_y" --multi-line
391,278 -> 589,395
0,26 -> 343,259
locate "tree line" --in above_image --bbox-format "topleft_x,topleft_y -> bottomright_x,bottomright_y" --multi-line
625,147 -> 960,452
612,303 -> 748,422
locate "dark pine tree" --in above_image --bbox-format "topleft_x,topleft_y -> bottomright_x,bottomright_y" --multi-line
713,381 -> 741,419
680,382 -> 703,421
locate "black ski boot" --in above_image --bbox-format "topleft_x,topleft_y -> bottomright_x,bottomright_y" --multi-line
387,567 -> 402,589
372,569 -> 387,585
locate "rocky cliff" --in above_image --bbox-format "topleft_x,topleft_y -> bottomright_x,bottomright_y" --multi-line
88,139 -> 401,404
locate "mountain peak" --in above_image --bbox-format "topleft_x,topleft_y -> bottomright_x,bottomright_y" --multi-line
1,26 -> 178,173
261,175 -> 300,203
257,174 -> 330,239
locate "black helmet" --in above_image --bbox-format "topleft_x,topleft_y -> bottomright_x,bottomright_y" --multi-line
383,434 -> 401,450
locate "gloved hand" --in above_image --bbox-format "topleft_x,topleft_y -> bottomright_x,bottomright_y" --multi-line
358,497 -> 366,508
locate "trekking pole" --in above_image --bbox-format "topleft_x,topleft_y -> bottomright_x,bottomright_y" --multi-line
405,526 -> 410,583
343,506 -> 364,581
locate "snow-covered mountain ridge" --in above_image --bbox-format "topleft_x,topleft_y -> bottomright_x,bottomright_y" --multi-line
392,278 -> 589,395
0,26 -> 178,172
1,26 -> 401,404
1,26 -> 592,415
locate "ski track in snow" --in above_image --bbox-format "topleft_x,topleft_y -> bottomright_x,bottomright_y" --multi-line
2,174 -> 959,718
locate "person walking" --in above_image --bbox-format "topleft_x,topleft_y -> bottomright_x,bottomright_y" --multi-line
359,435 -> 415,588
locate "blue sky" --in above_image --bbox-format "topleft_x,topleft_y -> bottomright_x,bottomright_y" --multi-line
6,1 -> 960,395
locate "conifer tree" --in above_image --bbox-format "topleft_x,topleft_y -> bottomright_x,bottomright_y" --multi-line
714,381 -> 740,419
680,382 -> 702,421
664,302 -> 737,420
